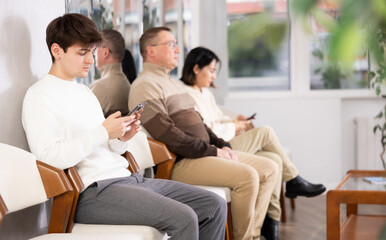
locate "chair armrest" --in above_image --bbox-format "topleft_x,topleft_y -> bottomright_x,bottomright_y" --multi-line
147,138 -> 176,180
155,159 -> 176,180
65,167 -> 84,233
0,194 -> 8,226
122,151 -> 140,173
37,160 -> 74,233
147,138 -> 174,165
37,161 -> 73,198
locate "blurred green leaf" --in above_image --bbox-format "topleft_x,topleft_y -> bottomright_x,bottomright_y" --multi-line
376,111 -> 383,119
369,71 -> 376,80
376,86 -> 381,96
291,0 -> 318,17
312,49 -> 324,60
310,8 -> 336,32
372,0 -> 386,21
329,21 -> 362,66
374,125 -> 381,133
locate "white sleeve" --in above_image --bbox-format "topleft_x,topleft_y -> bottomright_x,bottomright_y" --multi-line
206,120 -> 236,142
22,90 -> 108,169
109,138 -> 129,154
195,89 -> 236,142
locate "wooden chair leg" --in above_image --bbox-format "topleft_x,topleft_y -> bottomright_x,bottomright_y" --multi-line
290,198 -> 295,209
280,184 -> 286,223
225,202 -> 233,240
281,182 -> 296,223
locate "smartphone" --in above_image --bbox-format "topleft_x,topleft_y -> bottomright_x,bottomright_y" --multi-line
246,112 -> 257,120
127,101 -> 147,116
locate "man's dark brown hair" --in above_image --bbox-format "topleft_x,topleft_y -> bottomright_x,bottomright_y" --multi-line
101,29 -> 126,61
46,13 -> 102,63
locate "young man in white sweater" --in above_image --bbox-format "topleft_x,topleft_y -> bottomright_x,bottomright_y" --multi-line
22,13 -> 227,240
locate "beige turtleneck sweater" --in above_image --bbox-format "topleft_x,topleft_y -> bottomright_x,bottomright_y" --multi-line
91,63 -> 131,118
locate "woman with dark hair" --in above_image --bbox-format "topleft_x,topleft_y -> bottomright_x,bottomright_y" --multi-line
181,46 -> 326,240
121,49 -> 137,84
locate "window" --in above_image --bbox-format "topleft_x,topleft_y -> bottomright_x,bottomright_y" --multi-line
66,0 -> 190,84
308,1 -> 369,90
227,0 -> 290,91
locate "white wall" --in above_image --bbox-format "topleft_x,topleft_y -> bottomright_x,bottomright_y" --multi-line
0,1 -> 65,239
0,0 -> 64,150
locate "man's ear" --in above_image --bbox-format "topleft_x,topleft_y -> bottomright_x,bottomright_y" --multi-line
103,48 -> 109,57
51,43 -> 62,61
146,45 -> 155,59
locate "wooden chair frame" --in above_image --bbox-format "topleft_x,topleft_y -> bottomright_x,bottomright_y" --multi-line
36,160 -> 74,233
0,161 -> 73,234
0,195 -> 7,227
279,183 -> 296,223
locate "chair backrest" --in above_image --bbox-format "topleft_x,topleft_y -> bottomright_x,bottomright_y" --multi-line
126,131 -> 155,171
0,143 -> 74,233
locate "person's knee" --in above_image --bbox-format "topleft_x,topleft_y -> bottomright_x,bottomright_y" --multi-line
266,153 -> 282,168
237,165 -> 260,193
256,125 -> 274,136
168,203 -> 199,234
209,193 -> 227,220
265,159 -> 279,182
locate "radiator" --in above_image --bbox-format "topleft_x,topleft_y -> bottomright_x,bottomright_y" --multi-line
354,117 -> 384,170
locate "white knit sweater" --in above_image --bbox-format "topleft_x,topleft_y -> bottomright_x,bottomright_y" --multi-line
22,74 -> 131,191
184,86 -> 236,142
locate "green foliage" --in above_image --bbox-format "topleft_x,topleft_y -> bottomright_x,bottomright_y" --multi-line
312,49 -> 347,89
228,13 -> 288,77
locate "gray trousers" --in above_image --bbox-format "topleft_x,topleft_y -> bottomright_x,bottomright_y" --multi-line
75,173 -> 227,240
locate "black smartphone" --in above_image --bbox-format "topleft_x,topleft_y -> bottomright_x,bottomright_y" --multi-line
127,101 -> 147,116
246,112 -> 257,120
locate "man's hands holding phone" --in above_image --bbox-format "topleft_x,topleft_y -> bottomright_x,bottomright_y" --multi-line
102,111 -> 142,142
217,146 -> 238,161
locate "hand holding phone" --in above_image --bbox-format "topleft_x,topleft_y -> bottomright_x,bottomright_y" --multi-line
246,112 -> 257,120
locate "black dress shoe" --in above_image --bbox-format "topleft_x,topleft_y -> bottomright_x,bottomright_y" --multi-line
285,175 -> 326,198
261,215 -> 279,240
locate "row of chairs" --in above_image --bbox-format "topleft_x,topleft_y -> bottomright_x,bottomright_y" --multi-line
0,130 -> 294,239
0,135 -> 232,240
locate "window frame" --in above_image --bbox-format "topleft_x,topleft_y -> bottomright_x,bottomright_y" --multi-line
226,2 -> 375,100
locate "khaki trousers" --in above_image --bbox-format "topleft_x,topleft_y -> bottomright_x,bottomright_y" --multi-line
171,150 -> 278,240
230,126 -> 299,221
